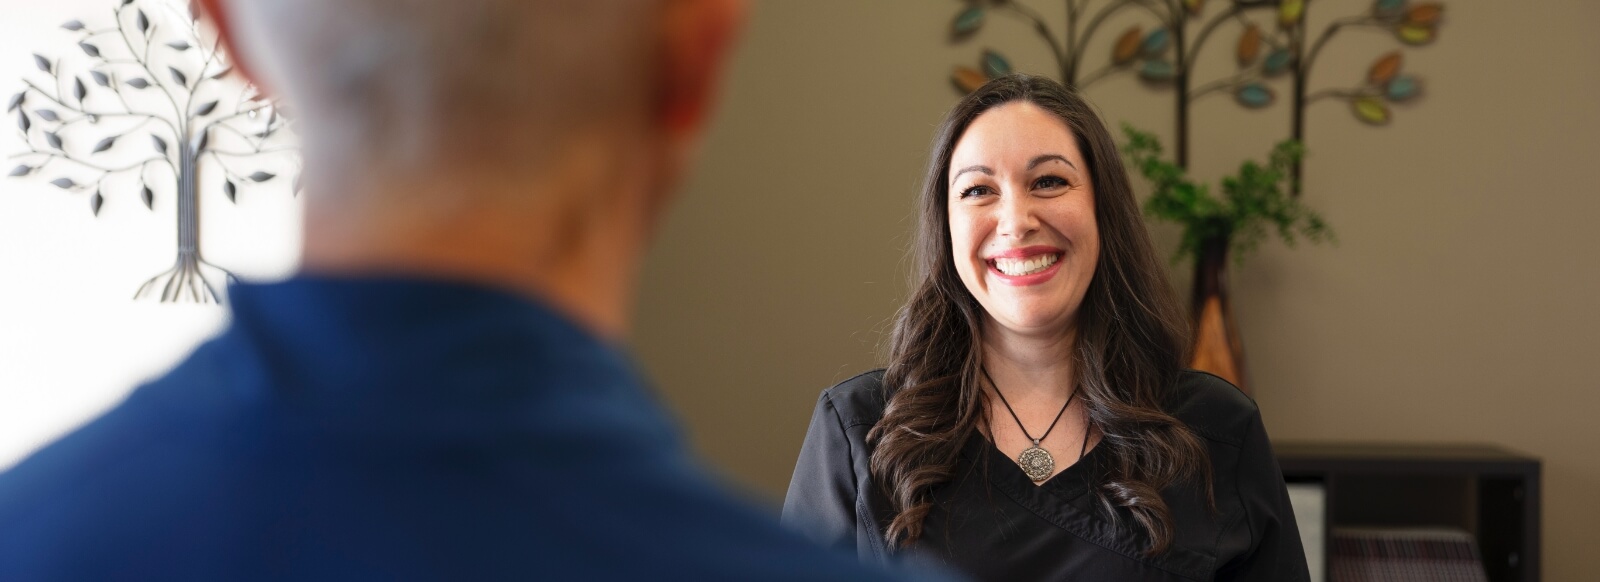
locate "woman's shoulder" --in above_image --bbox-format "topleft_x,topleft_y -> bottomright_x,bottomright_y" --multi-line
816,368 -> 891,428
1166,370 -> 1262,448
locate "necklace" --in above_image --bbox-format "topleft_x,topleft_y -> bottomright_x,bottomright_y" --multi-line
982,367 -> 1079,483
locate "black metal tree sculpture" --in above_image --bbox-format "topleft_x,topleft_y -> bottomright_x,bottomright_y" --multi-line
7,0 -> 298,303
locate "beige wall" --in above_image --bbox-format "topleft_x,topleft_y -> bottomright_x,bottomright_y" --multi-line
636,1 -> 1600,578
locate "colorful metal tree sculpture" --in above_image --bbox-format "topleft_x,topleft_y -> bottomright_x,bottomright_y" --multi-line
7,0 -> 298,303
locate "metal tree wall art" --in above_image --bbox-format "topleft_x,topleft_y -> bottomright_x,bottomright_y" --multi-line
7,0 -> 298,303
946,0 -> 1444,187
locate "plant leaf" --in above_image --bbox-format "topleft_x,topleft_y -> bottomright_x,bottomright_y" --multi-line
249,171 -> 276,182
62,20 -> 86,31
193,101 -> 219,117
951,6 -> 985,39
79,42 -> 101,58
1113,26 -> 1143,65
951,66 -> 987,94
169,67 -> 188,87
152,135 -> 168,154
1368,51 -> 1402,85
92,136 -> 118,153
35,109 -> 60,122
33,54 -> 52,74
51,177 -> 77,190
981,49 -> 1012,79
126,78 -> 151,89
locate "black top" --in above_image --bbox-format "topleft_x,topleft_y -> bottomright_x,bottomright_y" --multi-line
782,369 -> 1310,582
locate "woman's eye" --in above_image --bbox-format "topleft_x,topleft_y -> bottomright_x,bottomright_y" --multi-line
958,185 -> 992,198
1034,175 -> 1068,189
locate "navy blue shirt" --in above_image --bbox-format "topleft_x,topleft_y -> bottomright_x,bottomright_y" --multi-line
0,277 -> 938,581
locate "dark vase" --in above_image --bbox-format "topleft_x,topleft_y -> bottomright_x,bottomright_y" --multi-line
1189,234 -> 1247,393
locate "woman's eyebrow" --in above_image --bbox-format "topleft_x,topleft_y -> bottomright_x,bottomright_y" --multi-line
1028,154 -> 1076,171
951,164 -> 993,184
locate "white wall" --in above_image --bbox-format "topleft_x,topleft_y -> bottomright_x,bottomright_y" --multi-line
0,0 -> 301,469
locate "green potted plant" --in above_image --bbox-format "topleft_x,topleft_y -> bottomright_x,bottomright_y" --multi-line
1122,124 -> 1333,391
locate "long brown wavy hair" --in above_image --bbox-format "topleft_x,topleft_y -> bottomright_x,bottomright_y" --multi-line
867,74 -> 1210,556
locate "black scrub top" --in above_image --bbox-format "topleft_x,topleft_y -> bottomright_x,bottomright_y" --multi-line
782,369 -> 1310,582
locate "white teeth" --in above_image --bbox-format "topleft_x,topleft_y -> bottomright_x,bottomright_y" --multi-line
993,254 -> 1059,276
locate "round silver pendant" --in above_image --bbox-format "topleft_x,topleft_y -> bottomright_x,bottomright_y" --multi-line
1017,445 -> 1056,482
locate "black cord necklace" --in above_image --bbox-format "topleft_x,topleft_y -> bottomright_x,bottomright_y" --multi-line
982,367 -> 1079,483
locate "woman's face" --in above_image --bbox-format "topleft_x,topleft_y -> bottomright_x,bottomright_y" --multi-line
947,101 -> 1099,339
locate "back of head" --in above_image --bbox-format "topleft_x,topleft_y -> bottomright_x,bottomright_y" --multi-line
223,0 -> 656,172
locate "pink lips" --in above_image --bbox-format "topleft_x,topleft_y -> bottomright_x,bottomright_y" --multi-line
985,245 -> 1064,287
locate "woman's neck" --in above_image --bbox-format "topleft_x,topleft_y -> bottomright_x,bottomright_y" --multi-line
979,318 -> 1078,402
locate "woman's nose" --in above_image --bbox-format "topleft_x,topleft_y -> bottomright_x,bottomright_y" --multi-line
995,188 -> 1040,239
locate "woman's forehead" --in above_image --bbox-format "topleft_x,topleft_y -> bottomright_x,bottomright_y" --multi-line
950,102 -> 1084,172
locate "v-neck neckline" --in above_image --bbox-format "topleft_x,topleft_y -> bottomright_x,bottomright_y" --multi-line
967,430 -> 1103,499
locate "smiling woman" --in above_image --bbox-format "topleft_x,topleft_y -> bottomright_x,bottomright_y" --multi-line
782,75 -> 1311,581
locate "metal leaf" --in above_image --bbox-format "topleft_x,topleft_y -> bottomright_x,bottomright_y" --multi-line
1279,0 -> 1305,29
62,20 -> 86,31
7,92 -> 22,113
1112,27 -> 1143,65
90,70 -> 111,87
1368,52 -> 1402,85
33,54 -> 52,74
169,67 -> 188,87
951,6 -> 985,39
1183,0 -> 1204,16
35,109 -> 60,122
1373,0 -> 1406,19
1386,75 -> 1421,102
248,171 -> 276,183
74,78 -> 87,102
1235,83 -> 1274,108
1406,3 -> 1443,25
1262,48 -> 1293,77
45,132 -> 63,150
1139,60 -> 1176,82
137,10 -> 149,34
951,66 -> 987,94
142,185 -> 154,209
1141,28 -> 1171,57
1397,23 -> 1436,45
79,42 -> 101,58
981,50 -> 1012,79
51,177 -> 77,190
90,191 -> 104,216
126,78 -> 151,89
224,179 -> 237,202
1352,97 -> 1391,125
152,135 -> 168,155
167,41 -> 192,51
9,165 -> 34,177
1237,24 -> 1262,66
193,101 -> 219,117
92,136 -> 118,154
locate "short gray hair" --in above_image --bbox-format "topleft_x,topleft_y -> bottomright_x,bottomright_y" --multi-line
228,0 -> 655,166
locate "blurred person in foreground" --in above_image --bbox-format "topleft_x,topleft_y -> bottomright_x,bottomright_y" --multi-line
783,75 -> 1309,581
0,1 -> 950,580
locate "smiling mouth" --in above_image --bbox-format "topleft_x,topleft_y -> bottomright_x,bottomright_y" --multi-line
988,253 -> 1062,277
